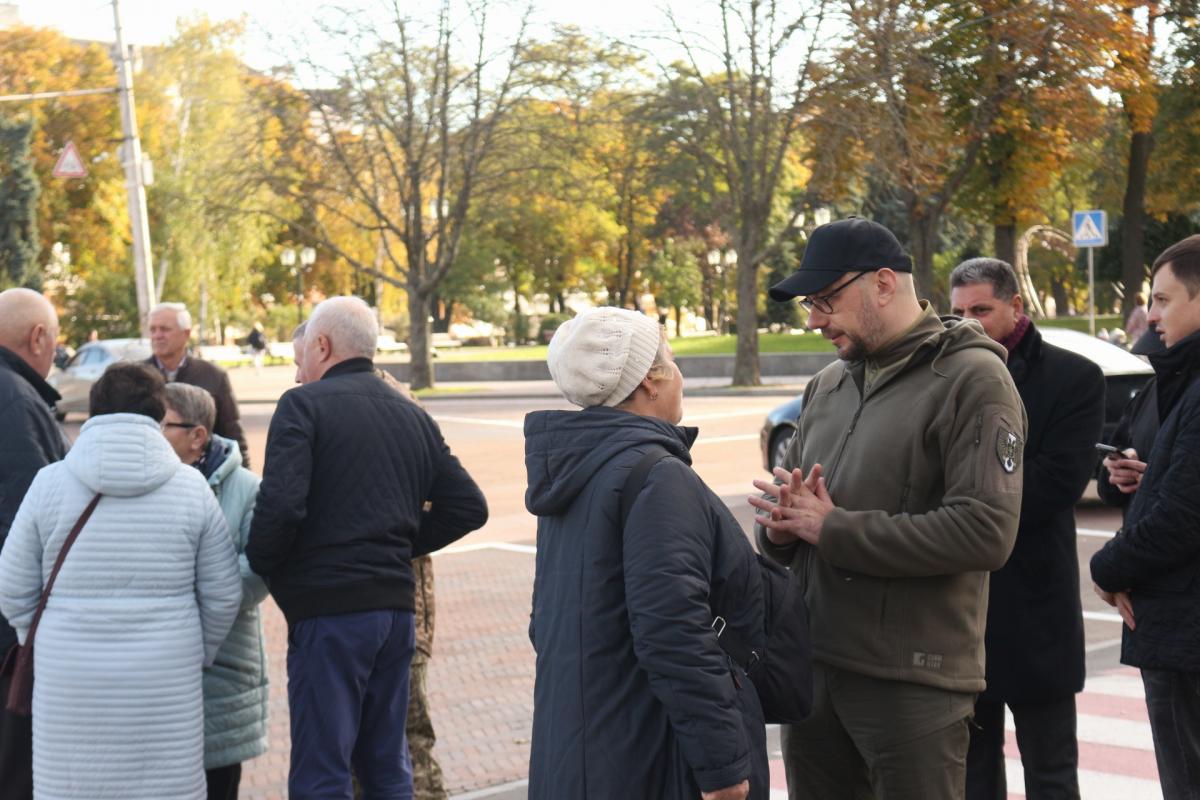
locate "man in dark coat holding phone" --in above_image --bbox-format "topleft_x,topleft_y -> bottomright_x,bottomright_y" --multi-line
950,258 -> 1105,800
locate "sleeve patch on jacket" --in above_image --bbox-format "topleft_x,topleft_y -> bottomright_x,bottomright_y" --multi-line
996,428 -> 1022,474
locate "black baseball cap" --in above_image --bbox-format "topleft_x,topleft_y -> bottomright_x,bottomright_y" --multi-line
769,216 -> 913,301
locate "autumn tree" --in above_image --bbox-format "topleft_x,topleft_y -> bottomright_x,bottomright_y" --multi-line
267,1 -> 540,389
664,0 -> 829,385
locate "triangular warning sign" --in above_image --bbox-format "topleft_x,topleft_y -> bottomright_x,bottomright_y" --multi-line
1075,215 -> 1102,242
52,141 -> 87,179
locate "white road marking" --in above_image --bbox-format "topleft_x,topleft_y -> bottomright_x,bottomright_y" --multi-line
1006,708 -> 1155,752
1086,636 -> 1125,653
1086,672 -> 1148,700
435,542 -> 537,556
431,415 -> 524,429
1006,761 -> 1161,799
1084,610 -> 1125,624
694,433 -> 760,446
1079,527 -> 1117,539
683,409 -> 779,422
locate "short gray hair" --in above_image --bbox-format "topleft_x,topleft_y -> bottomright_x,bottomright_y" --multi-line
307,296 -> 378,359
949,258 -> 1019,301
151,302 -> 192,330
164,382 -> 216,433
291,321 -> 307,341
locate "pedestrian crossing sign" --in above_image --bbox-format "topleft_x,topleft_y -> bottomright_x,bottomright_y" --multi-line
1073,210 -> 1108,247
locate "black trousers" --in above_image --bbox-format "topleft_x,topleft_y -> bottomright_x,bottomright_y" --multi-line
966,695 -> 1080,800
1142,669 -> 1200,800
205,762 -> 242,800
0,668 -> 33,800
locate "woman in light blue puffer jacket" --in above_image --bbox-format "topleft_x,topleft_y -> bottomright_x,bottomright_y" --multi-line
163,383 -> 269,800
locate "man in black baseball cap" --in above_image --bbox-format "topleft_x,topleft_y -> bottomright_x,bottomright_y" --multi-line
769,216 -> 913,301
768,217 -> 914,362
752,216 -> 1026,798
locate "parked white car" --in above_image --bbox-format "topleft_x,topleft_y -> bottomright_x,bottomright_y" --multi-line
47,338 -> 152,421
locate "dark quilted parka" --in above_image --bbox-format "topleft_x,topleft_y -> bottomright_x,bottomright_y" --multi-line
524,406 -> 769,800
1091,331 -> 1200,670
246,358 -> 488,625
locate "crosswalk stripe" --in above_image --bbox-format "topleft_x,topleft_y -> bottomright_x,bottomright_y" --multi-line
1006,761 -> 1162,799
1086,671 -> 1148,700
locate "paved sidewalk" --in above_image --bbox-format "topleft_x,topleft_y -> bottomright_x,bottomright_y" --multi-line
239,543 -> 537,799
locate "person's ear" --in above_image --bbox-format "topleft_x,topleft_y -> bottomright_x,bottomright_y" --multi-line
874,269 -> 898,305
640,374 -> 659,401
1012,294 -> 1024,318
192,426 -> 210,451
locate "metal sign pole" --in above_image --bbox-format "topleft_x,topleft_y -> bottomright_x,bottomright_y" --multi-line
1088,247 -> 1096,337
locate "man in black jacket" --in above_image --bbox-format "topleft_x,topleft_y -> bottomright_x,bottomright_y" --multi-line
0,288 -> 68,800
246,296 -> 487,799
144,302 -> 250,465
1091,234 -> 1200,800
950,259 -> 1105,800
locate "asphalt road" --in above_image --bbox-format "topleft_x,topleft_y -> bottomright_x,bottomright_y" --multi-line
64,392 -> 1130,675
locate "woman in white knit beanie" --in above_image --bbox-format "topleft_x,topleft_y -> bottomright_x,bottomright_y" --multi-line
524,307 -> 769,800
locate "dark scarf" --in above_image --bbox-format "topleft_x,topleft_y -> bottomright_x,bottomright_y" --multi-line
192,437 -> 231,482
1149,330 -> 1200,424
998,314 -> 1032,355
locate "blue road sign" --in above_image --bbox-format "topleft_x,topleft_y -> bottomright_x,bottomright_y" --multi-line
1073,210 -> 1108,247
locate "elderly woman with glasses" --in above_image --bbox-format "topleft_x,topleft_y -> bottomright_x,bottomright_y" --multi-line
162,382 -> 269,800
0,363 -> 241,800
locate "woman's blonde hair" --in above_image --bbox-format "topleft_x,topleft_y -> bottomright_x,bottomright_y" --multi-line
618,325 -> 671,406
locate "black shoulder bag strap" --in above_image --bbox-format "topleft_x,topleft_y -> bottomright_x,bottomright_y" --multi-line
618,445 -> 673,527
617,447 -> 758,671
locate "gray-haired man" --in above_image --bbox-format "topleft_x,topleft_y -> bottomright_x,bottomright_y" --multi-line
247,296 -> 487,799
144,302 -> 249,465
949,258 -> 1105,800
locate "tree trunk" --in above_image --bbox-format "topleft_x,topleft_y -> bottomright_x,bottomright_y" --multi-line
731,245 -> 761,386
908,210 -> 941,306
407,285 -> 435,390
1050,275 -> 1070,317
1121,129 -> 1153,318
701,261 -> 715,330
994,223 -> 1017,269
675,305 -> 682,338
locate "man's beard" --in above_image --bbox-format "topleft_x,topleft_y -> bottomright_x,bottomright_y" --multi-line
833,298 -> 886,362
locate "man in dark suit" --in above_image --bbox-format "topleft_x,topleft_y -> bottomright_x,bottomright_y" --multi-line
0,288 -> 69,800
144,302 -> 249,466
950,258 -> 1106,800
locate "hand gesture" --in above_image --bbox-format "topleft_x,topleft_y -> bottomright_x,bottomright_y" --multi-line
749,464 -> 834,546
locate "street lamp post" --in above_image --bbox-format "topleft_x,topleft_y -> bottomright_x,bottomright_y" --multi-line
282,247 -> 317,325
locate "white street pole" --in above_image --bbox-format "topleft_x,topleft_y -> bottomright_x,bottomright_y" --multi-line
112,0 -> 156,330
1088,247 -> 1096,337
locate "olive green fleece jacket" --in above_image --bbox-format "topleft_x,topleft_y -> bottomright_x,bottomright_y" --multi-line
758,303 -> 1026,693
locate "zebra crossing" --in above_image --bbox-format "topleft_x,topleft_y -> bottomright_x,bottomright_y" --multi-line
766,668 -> 1161,799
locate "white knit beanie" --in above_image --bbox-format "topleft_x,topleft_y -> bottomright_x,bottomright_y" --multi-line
547,308 -> 662,408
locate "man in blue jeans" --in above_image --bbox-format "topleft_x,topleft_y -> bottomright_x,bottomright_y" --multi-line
247,296 -> 488,798
1091,234 -> 1200,800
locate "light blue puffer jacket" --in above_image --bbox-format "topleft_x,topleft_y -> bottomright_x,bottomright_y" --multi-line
203,435 -> 270,769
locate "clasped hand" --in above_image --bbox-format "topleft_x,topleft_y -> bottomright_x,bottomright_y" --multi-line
748,463 -> 834,546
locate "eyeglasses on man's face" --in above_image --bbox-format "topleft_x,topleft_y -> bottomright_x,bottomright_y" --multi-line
800,272 -> 869,314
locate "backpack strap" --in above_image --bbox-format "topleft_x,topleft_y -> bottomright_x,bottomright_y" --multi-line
618,445 -> 673,528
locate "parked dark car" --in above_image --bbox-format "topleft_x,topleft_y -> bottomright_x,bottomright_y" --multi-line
759,326 -> 1154,471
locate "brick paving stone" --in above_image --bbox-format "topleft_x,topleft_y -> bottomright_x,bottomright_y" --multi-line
239,547 -> 536,797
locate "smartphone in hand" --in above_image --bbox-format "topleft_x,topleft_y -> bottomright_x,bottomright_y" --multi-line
1095,443 -> 1121,456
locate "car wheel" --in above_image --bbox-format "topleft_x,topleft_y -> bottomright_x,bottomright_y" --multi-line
769,428 -> 794,472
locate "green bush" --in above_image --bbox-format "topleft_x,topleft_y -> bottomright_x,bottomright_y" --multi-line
538,312 -> 572,343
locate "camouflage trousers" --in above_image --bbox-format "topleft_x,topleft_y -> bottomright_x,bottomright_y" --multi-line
351,652 -> 447,800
